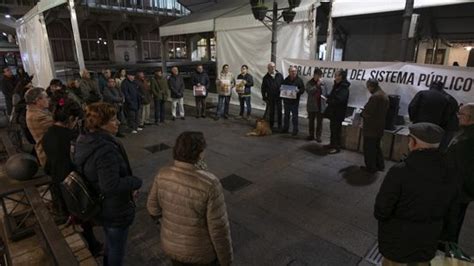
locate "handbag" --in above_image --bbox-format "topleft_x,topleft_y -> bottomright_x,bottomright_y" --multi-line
61,147 -> 103,221
431,242 -> 474,266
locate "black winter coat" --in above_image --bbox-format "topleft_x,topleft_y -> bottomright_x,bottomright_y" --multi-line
374,149 -> 458,263
408,88 -> 458,130
191,71 -> 210,97
168,74 -> 185,99
261,72 -> 284,100
281,76 -> 305,105
43,125 -> 77,183
74,131 -> 142,227
121,79 -> 142,111
325,80 -> 350,122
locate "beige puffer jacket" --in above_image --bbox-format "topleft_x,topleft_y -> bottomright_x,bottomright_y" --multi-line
147,161 -> 233,265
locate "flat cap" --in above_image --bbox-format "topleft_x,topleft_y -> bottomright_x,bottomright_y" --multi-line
408,122 -> 445,144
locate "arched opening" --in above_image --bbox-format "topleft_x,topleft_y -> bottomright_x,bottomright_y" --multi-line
47,22 -> 75,62
80,23 -> 110,61
142,28 -> 161,60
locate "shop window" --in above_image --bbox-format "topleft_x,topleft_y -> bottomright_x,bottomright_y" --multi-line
424,49 -> 446,65
143,28 -> 161,59
168,35 -> 187,59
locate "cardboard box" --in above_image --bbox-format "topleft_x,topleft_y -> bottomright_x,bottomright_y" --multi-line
341,123 -> 361,151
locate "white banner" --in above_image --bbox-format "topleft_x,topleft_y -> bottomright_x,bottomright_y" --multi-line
282,59 -> 474,116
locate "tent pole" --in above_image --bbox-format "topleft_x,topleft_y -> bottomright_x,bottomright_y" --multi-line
325,0 -> 333,61
399,0 -> 414,62
68,0 -> 85,71
270,0 -> 278,63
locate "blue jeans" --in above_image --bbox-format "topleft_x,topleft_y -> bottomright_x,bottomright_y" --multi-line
216,95 -> 230,117
239,96 -> 251,116
103,226 -> 129,266
283,102 -> 299,133
154,99 -> 166,123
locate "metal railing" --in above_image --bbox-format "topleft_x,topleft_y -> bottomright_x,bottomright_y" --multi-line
80,0 -> 190,16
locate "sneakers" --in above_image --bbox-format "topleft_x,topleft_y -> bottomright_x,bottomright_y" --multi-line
172,117 -> 176,121
328,148 -> 340,154
315,138 -> 322,143
181,117 -> 185,120
306,136 -> 314,141
137,127 -> 143,131
131,130 -> 138,134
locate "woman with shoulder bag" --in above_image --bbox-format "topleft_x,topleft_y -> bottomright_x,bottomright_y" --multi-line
73,102 -> 142,266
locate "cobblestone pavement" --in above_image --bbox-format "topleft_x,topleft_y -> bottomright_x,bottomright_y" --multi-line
108,106 -> 474,266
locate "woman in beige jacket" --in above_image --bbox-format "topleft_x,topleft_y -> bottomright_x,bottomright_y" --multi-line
147,131 -> 233,266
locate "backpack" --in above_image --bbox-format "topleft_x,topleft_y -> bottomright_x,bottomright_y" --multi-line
61,171 -> 103,221
61,147 -> 103,221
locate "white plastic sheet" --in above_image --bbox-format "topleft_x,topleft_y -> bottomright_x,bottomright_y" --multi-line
16,12 -> 55,88
215,0 -> 314,111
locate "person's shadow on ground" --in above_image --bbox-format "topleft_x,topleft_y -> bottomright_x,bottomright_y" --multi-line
300,143 -> 328,156
339,165 -> 379,186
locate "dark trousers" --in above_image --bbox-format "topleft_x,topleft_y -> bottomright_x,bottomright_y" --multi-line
267,97 -> 282,128
239,96 -> 251,116
329,119 -> 343,148
4,93 -> 12,115
216,95 -> 230,117
308,111 -> 323,139
50,182 -> 68,216
363,136 -> 385,171
103,226 -> 129,266
195,96 -> 207,117
283,103 -> 299,133
126,108 -> 139,130
154,99 -> 166,123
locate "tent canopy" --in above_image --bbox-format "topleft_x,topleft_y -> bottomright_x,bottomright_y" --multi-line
331,0 -> 473,18
159,1 -> 246,37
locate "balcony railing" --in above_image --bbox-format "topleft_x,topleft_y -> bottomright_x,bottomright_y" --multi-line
0,0 -> 39,7
80,0 -> 190,16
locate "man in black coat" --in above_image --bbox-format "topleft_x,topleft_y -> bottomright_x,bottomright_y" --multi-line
261,62 -> 284,129
121,72 -> 142,133
374,123 -> 458,265
1,67 -> 18,115
325,69 -> 350,154
441,103 -> 474,244
408,81 -> 459,151
191,64 -> 210,118
168,66 -> 185,121
281,66 -> 305,136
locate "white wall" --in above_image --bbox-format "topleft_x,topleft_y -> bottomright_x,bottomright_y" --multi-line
416,40 -> 470,66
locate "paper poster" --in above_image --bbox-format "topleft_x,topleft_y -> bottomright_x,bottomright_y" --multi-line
219,79 -> 231,96
193,85 -> 206,96
280,85 -> 298,99
235,79 -> 245,94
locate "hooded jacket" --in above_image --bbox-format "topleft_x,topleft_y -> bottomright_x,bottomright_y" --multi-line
74,131 -> 142,227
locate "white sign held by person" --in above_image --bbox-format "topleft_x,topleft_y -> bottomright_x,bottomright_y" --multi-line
281,59 -> 474,115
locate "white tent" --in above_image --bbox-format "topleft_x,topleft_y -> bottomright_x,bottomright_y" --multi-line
160,0 -> 318,111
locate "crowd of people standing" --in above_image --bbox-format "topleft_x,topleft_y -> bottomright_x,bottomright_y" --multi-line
0,62 -> 473,266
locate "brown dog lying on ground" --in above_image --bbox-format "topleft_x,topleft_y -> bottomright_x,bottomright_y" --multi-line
246,118 -> 272,136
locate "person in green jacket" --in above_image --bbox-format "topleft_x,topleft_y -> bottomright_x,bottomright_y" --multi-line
150,68 -> 169,124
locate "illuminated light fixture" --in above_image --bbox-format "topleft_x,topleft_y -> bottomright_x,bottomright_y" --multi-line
5,14 -> 11,18
103,41 -> 107,45
99,37 -> 102,40
466,46 -> 473,51
2,32 -> 7,36
96,40 -> 100,44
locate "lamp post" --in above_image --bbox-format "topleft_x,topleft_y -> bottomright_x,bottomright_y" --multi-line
251,0 -> 301,63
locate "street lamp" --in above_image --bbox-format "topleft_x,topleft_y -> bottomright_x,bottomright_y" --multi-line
250,0 -> 301,63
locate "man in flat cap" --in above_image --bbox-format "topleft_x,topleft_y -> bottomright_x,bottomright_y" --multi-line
441,103 -> 474,244
361,78 -> 389,173
374,122 -> 458,265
